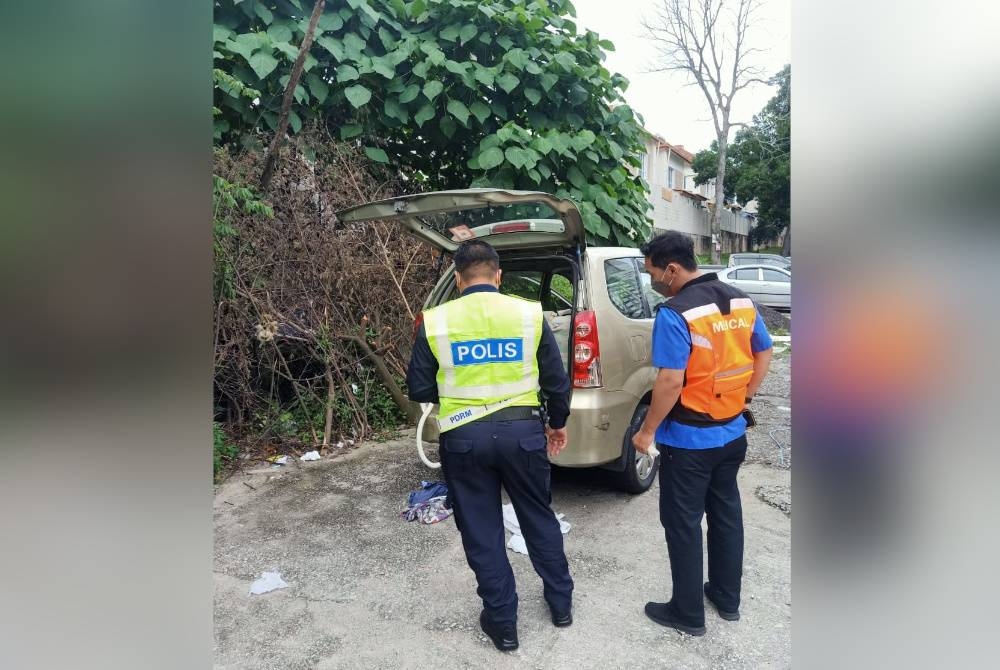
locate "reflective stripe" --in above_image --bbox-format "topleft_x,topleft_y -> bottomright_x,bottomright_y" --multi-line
427,307 -> 458,390
439,396 -> 523,430
714,363 -> 754,380
682,303 -> 721,322
691,333 -> 713,349
439,376 -> 540,399
520,301 -> 536,378
730,298 -> 755,311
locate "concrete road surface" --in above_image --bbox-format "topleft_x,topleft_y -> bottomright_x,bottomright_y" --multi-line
214,430 -> 790,669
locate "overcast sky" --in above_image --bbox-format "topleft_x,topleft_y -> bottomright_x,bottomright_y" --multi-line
571,0 -> 790,154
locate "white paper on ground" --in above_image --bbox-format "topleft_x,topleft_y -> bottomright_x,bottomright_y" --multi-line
300,451 -> 321,461
506,534 -> 529,555
249,571 -> 290,595
504,503 -> 570,555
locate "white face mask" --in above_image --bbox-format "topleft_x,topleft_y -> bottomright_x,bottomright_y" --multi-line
651,265 -> 675,297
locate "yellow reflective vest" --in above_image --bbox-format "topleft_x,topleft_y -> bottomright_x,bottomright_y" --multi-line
423,290 -> 542,431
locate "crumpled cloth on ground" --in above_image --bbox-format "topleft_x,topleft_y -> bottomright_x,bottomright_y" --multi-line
502,503 -> 570,555
401,481 -> 453,524
401,496 -> 453,524
408,480 -> 449,507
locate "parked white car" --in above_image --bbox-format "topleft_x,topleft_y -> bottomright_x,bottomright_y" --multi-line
716,264 -> 791,310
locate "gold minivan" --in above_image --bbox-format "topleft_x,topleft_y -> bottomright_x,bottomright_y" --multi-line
338,189 -> 662,493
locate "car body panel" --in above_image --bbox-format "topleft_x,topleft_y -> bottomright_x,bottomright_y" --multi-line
717,265 -> 791,309
335,188 -> 585,254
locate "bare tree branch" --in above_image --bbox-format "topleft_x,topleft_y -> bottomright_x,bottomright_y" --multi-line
644,0 -> 769,263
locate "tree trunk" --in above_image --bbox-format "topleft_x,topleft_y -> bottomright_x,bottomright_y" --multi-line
258,0 -> 325,192
781,225 -> 791,256
711,132 -> 729,264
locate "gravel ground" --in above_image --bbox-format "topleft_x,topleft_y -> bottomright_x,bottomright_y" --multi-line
215,419 -> 791,668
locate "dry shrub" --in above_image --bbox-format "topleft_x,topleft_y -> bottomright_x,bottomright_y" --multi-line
213,129 -> 440,454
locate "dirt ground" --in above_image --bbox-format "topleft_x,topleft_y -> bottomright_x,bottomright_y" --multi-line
214,346 -> 791,670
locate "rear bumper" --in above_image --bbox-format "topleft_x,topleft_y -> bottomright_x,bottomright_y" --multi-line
550,389 -> 636,468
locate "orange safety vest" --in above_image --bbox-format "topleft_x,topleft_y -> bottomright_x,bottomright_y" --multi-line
663,274 -> 757,426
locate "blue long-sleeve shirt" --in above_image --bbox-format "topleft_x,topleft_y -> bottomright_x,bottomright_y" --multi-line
406,284 -> 571,428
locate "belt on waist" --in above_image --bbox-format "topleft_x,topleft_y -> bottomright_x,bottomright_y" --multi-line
472,406 -> 541,422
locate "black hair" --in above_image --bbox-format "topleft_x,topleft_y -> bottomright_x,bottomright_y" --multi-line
639,230 -> 698,271
453,239 -> 500,278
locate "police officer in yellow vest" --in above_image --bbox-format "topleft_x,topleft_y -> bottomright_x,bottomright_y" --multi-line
406,240 -> 574,652
634,231 -> 773,636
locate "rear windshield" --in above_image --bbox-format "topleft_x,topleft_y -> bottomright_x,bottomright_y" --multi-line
415,202 -> 563,240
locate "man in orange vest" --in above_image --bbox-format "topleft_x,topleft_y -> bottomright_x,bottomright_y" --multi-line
633,231 -> 774,636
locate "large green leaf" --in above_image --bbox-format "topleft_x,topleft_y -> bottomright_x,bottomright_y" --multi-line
316,36 -> 345,61
288,110 -> 302,134
443,60 -> 467,76
340,123 -> 364,139
524,88 -> 542,105
539,73 -> 559,91
254,3 -> 273,23
385,96 -> 408,122
423,80 -> 444,100
343,33 -> 366,58
459,24 -> 478,45
371,56 -> 396,79
496,73 -> 519,93
318,11 -> 345,33
267,24 -> 293,44
336,64 -> 360,82
478,147 -> 504,170
248,52 -> 279,79
305,74 -> 329,104
446,99 -> 470,126
469,101 -> 491,124
365,146 -> 390,163
344,84 -> 372,108
214,26 -> 233,44
567,166 -> 587,189
474,67 -> 495,86
414,102 -> 435,127
439,24 -> 461,42
554,52 -> 576,71
398,84 -> 420,103
505,49 -> 529,70
440,116 -> 457,138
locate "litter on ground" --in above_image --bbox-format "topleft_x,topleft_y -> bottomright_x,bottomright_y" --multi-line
502,503 -> 570,555
249,571 -> 289,595
300,451 -> 321,461
401,481 -> 453,524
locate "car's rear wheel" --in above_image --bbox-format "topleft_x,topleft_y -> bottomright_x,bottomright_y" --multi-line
613,404 -> 659,494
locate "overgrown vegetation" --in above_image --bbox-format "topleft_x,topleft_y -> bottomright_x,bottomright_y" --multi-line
213,131 -> 439,471
214,423 -> 240,481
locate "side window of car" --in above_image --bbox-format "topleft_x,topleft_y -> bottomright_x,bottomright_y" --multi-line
635,259 -> 662,315
604,258 -> 646,319
499,270 -> 543,301
762,269 -> 790,283
734,268 -> 760,281
543,271 -> 575,312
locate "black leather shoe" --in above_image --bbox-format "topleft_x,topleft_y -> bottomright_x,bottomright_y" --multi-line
704,582 -> 740,621
644,602 -> 706,636
550,609 -> 573,627
479,610 -> 519,652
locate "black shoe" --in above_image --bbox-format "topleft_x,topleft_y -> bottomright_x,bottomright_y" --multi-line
704,582 -> 740,621
550,608 -> 573,627
479,610 -> 519,652
643,602 -> 706,636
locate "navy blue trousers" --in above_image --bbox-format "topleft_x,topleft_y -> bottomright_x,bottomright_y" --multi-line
439,416 -> 573,625
659,434 -> 747,627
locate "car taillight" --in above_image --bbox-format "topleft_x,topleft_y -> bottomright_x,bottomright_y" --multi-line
572,310 -> 603,388
413,311 -> 425,341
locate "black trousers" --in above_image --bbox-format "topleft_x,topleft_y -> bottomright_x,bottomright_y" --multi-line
439,416 -> 573,625
659,434 -> 747,626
